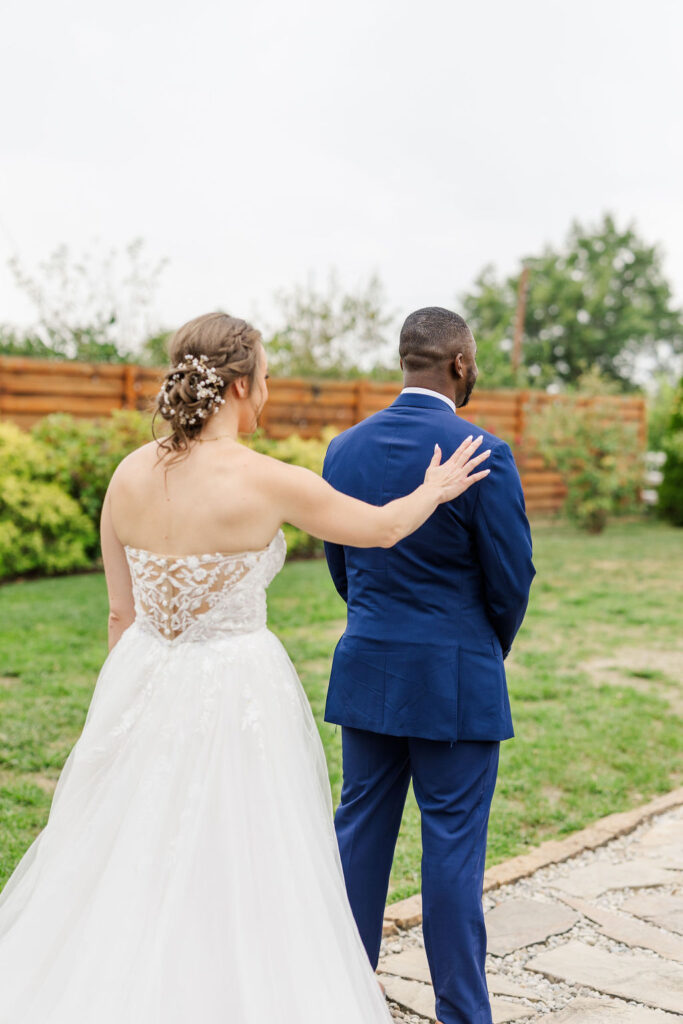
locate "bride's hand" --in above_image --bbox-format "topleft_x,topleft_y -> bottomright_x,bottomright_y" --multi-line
270,432 -> 492,549
424,435 -> 491,503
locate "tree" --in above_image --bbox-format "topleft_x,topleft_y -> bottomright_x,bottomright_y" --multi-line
265,272 -> 397,378
657,376 -> 683,527
5,239 -> 168,363
138,329 -> 173,367
460,214 -> 683,391
0,327 -> 65,360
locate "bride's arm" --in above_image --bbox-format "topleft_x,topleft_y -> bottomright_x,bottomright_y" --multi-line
100,485 -> 136,651
266,436 -> 490,548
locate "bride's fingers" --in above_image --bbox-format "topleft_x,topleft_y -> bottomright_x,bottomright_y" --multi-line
427,438 -> 490,496
447,434 -> 484,468
461,468 -> 491,488
461,448 -> 491,474
442,446 -> 490,483
443,466 -> 490,498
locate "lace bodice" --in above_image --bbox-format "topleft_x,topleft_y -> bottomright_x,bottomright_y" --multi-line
124,529 -> 287,644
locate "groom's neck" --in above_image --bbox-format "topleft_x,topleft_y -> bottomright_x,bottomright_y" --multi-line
402,373 -> 457,406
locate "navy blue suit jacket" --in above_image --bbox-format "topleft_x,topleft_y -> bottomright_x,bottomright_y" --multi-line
322,391 -> 535,742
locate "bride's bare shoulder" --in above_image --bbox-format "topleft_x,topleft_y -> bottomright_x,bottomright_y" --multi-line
107,440 -> 166,487
119,440 -> 164,467
108,439 -> 303,492
242,446 -> 309,481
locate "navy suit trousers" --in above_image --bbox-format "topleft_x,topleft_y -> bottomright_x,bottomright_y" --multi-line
335,727 -> 499,1024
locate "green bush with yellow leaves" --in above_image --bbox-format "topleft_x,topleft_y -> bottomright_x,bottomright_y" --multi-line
0,422 -> 95,580
1,413 -> 336,579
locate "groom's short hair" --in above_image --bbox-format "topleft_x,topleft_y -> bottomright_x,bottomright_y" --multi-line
399,307 -> 472,370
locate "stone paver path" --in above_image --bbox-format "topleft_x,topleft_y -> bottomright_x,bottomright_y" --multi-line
527,940 -> 683,1014
379,801 -> 683,1022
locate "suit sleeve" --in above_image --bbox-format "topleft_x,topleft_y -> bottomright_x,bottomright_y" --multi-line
322,444 -> 348,603
472,441 -> 535,657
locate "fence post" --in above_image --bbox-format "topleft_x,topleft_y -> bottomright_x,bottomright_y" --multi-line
354,379 -> 368,424
122,365 -> 136,410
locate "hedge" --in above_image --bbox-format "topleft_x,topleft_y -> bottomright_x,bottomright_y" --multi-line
0,413 -> 334,580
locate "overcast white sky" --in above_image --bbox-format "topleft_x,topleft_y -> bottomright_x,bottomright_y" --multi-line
1,0 -> 682,345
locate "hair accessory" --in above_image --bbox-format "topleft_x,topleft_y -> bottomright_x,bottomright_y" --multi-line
157,353 -> 227,426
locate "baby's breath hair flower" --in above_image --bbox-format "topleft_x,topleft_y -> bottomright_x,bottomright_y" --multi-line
156,351 -> 227,427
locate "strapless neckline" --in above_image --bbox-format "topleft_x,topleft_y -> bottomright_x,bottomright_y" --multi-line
123,528 -> 284,563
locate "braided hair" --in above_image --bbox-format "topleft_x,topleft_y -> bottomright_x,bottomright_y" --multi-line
153,312 -> 262,465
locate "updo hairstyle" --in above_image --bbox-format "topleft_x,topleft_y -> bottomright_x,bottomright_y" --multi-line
153,312 -> 262,464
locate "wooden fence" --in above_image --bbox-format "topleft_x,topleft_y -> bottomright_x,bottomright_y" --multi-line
0,356 -> 647,514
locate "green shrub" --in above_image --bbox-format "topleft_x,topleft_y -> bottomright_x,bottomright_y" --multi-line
1,419 -> 52,478
658,378 -> 683,526
529,398 -> 644,534
31,411 -> 153,551
0,423 -> 95,580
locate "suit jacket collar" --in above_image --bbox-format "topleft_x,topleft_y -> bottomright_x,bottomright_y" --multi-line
391,391 -> 458,414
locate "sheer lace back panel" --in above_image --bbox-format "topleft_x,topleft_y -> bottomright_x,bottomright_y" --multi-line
124,529 -> 287,643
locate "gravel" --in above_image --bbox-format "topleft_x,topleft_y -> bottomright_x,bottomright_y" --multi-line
381,805 -> 683,1021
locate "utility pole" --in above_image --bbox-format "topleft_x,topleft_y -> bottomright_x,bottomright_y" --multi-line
512,265 -> 529,374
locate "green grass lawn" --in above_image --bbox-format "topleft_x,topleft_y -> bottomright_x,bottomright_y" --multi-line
1,519 -> 681,899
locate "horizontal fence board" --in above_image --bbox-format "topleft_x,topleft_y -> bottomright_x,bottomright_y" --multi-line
0,356 -> 125,378
520,471 -> 567,486
268,393 -> 358,409
521,487 -> 568,501
265,400 -> 357,417
1,373 -> 126,398
135,369 -> 165,380
463,415 -> 518,428
519,455 -> 551,470
0,393 -> 120,415
463,400 -> 520,413
271,377 -> 359,394
265,408 -> 354,423
0,355 -> 647,515
2,411 -> 41,430
525,502 -> 564,513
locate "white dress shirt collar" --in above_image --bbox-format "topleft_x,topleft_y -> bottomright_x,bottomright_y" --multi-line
400,386 -> 456,414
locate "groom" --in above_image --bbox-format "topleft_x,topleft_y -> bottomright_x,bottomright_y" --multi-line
322,307 -> 535,1024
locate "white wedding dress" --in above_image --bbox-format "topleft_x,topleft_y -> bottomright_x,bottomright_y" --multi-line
0,530 -> 392,1024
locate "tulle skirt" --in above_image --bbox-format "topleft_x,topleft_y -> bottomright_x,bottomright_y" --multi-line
0,622 -> 392,1023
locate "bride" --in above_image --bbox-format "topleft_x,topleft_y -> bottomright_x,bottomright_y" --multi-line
0,312 -> 489,1023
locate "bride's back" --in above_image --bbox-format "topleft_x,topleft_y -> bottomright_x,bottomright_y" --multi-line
109,439 -> 282,556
